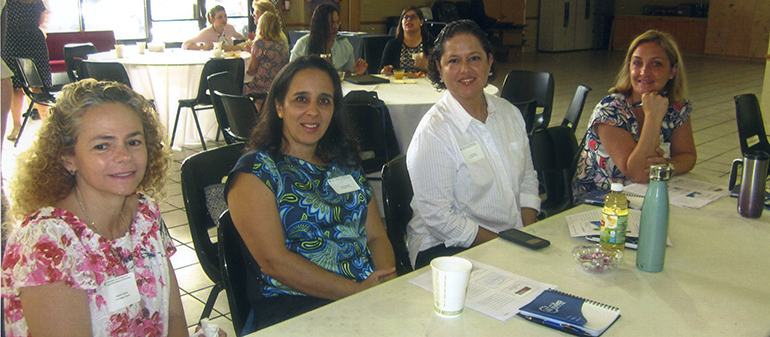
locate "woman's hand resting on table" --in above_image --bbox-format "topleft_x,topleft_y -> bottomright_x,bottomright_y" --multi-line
381,65 -> 394,76
354,58 -> 368,76
354,268 -> 397,293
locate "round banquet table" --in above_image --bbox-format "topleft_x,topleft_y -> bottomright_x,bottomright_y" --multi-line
342,76 -> 499,153
88,47 -> 251,149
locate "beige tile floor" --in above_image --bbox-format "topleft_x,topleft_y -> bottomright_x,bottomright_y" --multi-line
1,50 -> 765,336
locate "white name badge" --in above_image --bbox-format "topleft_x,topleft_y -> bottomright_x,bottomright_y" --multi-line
103,272 -> 141,312
460,141 -> 485,164
328,175 -> 360,194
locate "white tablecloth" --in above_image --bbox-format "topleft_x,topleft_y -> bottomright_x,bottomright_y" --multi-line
88,47 -> 250,148
342,76 -> 499,152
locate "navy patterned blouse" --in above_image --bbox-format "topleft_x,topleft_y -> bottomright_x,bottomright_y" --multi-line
227,151 -> 375,297
572,93 -> 692,201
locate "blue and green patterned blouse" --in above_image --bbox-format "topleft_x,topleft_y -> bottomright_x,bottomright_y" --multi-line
227,151 -> 375,297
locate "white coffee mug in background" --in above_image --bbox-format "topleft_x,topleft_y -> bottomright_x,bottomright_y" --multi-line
137,42 -> 146,55
431,256 -> 472,317
114,44 -> 124,58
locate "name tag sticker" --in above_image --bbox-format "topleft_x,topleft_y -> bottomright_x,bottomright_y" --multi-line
328,175 -> 360,194
461,142 -> 485,164
103,272 -> 141,312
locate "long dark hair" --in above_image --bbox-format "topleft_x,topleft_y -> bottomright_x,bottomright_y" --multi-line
307,4 -> 338,56
426,20 -> 497,90
395,6 -> 433,55
247,56 -> 358,164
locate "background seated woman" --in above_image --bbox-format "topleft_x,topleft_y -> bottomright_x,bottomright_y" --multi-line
182,5 -> 247,51
225,56 -> 396,333
406,20 -> 540,270
572,30 -> 696,201
244,11 -> 289,108
290,4 -> 367,76
380,5 -> 433,76
2,80 -> 189,336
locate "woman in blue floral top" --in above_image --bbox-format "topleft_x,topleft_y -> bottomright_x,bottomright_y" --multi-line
225,56 -> 396,333
573,30 -> 697,201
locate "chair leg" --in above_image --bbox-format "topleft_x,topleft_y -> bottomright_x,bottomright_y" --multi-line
14,102 -> 34,147
190,107 -> 207,151
200,282 -> 224,322
170,105 -> 183,149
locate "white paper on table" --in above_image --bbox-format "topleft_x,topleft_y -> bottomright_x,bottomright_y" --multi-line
565,209 -> 641,237
565,209 -> 673,246
408,258 -> 556,321
624,176 -> 728,209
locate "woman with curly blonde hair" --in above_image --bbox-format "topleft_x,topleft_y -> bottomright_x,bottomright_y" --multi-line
1,79 -> 192,336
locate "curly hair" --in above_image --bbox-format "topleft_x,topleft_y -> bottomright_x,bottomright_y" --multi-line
307,4 -> 338,56
246,55 -> 358,164
611,30 -> 688,105
426,20 -> 497,90
8,79 -> 171,221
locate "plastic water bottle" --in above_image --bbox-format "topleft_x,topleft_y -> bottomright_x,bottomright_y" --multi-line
636,163 -> 674,272
600,183 -> 629,253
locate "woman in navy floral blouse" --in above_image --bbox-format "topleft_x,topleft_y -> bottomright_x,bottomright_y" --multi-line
225,56 -> 396,333
573,30 -> 697,201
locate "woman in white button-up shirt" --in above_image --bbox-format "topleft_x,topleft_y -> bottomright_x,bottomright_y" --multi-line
406,20 -> 541,269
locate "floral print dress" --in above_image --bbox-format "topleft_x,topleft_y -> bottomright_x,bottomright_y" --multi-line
2,194 -> 177,337
572,93 -> 692,201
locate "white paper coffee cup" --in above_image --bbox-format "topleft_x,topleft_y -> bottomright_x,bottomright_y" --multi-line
137,42 -> 146,54
114,44 -> 124,58
431,256 -> 472,317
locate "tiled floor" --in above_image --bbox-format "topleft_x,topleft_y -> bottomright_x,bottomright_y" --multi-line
1,50 -> 765,336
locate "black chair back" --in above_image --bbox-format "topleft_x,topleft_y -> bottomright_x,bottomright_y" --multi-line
513,99 -> 537,134
218,210 -> 259,336
347,103 -> 391,176
734,93 -> 770,176
501,70 -> 555,129
180,142 -> 246,320
208,71 -> 244,144
424,21 -> 447,38
13,58 -> 57,147
562,84 -> 592,133
193,58 -> 245,106
64,42 -> 97,82
364,35 -> 392,75
529,125 -> 578,219
82,61 -> 132,87
217,91 -> 259,142
381,155 -> 414,275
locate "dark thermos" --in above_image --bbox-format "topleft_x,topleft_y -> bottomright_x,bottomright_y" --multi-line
736,151 -> 769,218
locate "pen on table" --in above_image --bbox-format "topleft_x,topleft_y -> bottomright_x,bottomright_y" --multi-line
520,315 -> 590,336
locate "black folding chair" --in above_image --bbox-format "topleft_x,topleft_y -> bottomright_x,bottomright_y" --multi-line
381,155 -> 414,275
82,61 -> 133,87
561,85 -> 592,134
216,90 -> 259,143
13,58 -> 57,147
529,125 -> 579,219
733,93 -> 770,177
170,58 -> 244,150
180,142 -> 246,321
218,210 -> 260,336
207,71 -> 245,144
501,70 -> 555,130
64,42 -> 97,83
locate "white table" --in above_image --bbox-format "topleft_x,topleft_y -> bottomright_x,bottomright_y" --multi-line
88,47 -> 250,148
342,77 -> 499,152
249,174 -> 770,336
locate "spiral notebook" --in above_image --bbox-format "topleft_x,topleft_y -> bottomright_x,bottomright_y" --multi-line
518,289 -> 621,336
